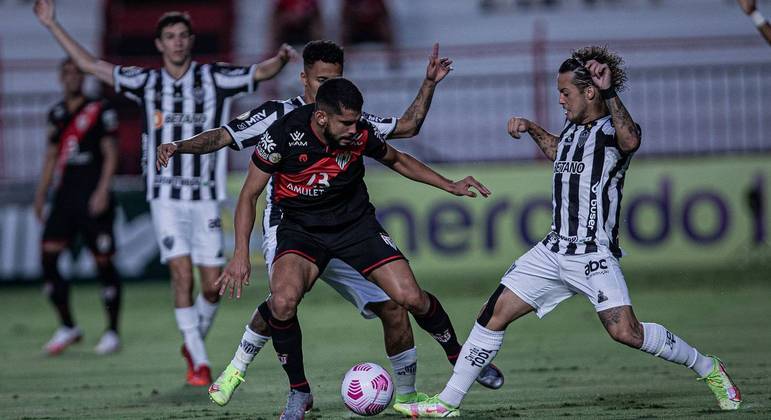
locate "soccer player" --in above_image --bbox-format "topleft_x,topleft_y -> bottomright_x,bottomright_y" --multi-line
737,0 -> 771,45
157,41 -> 504,412
216,77 -> 491,419
34,0 -> 293,385
34,58 -> 121,356
409,46 -> 742,417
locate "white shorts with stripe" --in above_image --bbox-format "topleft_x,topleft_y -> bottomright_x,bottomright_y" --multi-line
262,225 -> 390,319
501,243 -> 631,318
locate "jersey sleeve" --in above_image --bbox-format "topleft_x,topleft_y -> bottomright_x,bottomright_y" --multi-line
361,112 -> 398,138
210,62 -> 257,99
363,123 -> 388,160
98,101 -> 119,137
223,101 -> 282,151
113,65 -> 151,104
251,124 -> 285,173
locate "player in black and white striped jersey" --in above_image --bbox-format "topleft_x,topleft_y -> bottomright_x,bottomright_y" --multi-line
34,0 -> 294,386
411,46 -> 741,417
158,41 -> 504,412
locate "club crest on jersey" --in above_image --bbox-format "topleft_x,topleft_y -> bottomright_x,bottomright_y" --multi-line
193,87 -> 205,104
336,150 -> 353,169
269,153 -> 282,164
289,131 -> 307,146
380,233 -> 398,250
577,128 -> 591,148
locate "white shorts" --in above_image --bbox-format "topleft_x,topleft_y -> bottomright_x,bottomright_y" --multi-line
150,200 -> 225,266
262,225 -> 390,319
500,243 -> 631,318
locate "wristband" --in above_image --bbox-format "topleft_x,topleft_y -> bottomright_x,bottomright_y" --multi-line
750,10 -> 766,28
600,87 -> 617,100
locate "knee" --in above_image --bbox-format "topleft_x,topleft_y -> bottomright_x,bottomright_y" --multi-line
607,322 -> 644,348
201,289 -> 220,303
391,289 -> 427,314
41,248 -> 61,269
269,294 -> 300,320
94,254 -> 112,267
169,266 -> 193,288
372,300 -> 409,326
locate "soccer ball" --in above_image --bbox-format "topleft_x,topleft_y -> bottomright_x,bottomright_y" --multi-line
341,362 -> 394,416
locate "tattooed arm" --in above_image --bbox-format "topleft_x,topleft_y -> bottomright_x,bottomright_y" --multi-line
390,79 -> 438,138
508,117 -> 559,161
585,59 -> 641,154
390,43 -> 453,138
156,128 -> 234,170
605,95 -> 641,154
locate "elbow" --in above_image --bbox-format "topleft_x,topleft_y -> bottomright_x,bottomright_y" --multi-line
619,136 -> 641,154
406,121 -> 422,137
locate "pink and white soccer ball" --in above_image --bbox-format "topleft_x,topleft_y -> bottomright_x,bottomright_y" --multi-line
341,362 -> 394,416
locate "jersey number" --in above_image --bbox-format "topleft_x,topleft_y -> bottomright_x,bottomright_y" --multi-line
306,173 -> 330,188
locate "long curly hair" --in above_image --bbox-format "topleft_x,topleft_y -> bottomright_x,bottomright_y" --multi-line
558,46 -> 628,92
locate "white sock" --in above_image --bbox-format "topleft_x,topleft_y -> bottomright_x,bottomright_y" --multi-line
439,323 -> 504,407
194,294 -> 219,338
175,306 -> 209,368
388,347 -> 418,396
640,322 -> 714,377
231,325 -> 270,372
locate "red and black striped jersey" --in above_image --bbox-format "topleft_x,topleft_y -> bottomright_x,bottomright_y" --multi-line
251,104 -> 388,227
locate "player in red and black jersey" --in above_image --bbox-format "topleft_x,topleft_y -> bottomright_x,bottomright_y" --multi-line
33,58 -> 121,356
216,78 -> 491,417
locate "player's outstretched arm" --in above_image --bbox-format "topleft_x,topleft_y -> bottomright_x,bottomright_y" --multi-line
586,60 -> 641,154
252,43 -> 296,81
156,128 -> 234,170
390,43 -> 453,138
215,162 -> 271,299
378,144 -> 491,198
33,0 -> 116,85
738,0 -> 771,45
33,143 -> 58,222
508,116 -> 559,161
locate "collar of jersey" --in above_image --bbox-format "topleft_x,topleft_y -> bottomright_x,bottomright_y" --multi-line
162,61 -> 196,83
576,114 -> 611,128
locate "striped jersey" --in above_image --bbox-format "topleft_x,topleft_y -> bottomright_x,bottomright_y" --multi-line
222,95 -> 397,230
113,61 -> 257,202
541,115 -> 639,258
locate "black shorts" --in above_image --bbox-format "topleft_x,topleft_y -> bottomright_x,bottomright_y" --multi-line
274,211 -> 406,277
42,199 -> 116,256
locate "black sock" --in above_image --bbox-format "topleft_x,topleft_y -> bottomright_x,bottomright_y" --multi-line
97,260 -> 121,333
257,301 -> 274,336
413,292 -> 462,363
266,308 -> 310,393
43,251 -> 74,328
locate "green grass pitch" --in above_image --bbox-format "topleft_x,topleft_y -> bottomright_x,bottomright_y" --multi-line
1,269 -> 769,419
